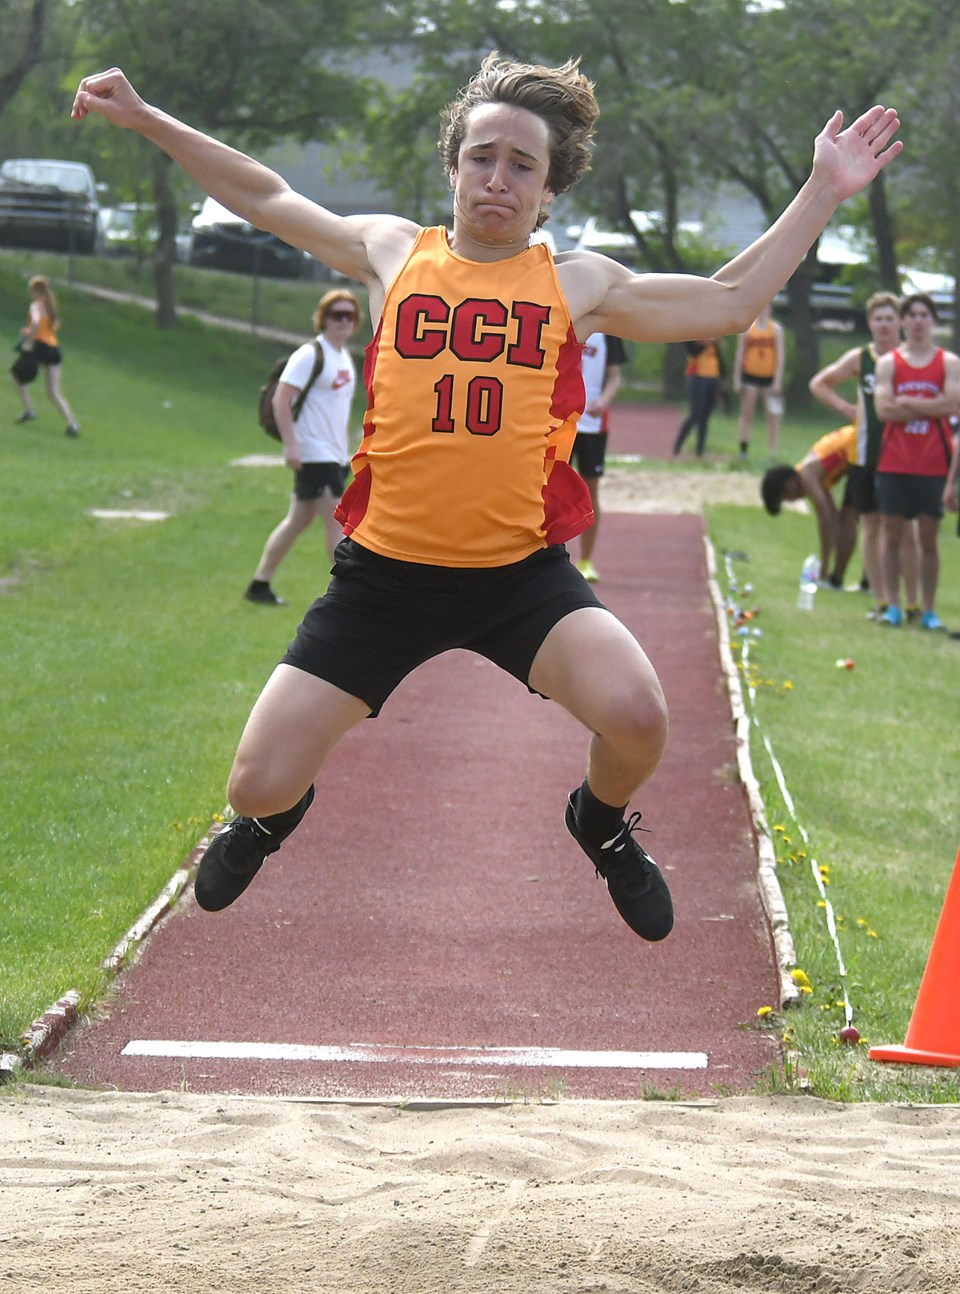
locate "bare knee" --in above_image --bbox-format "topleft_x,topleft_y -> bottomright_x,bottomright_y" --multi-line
600,680 -> 669,762
226,759 -> 306,819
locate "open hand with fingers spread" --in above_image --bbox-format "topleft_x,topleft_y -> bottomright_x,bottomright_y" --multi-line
812,105 -> 902,204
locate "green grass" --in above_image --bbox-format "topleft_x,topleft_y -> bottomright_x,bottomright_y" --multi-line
2,257 -> 958,1103
706,500 -> 960,1102
0,262 -> 353,1049
0,246 -> 371,345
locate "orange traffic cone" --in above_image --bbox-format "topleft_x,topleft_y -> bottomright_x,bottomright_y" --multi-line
870,846 -> 960,1067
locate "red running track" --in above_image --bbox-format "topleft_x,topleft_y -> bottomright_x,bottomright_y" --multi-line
54,461 -> 783,1100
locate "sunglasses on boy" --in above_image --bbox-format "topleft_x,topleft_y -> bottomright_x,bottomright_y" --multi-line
328,308 -> 356,323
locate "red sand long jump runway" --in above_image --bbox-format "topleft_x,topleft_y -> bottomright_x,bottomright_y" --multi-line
54,407 -> 782,1099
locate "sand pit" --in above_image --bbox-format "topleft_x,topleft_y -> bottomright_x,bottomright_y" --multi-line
2,1086 -> 958,1293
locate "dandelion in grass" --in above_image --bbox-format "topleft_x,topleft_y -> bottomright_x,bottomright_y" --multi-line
791,967 -> 813,994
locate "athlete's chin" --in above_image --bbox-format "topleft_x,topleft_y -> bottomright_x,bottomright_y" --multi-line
469,212 -> 529,242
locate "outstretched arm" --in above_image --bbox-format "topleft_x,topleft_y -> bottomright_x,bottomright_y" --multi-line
571,106 -> 902,343
71,68 -> 416,294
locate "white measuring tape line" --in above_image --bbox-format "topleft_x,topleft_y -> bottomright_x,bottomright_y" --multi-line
721,547 -> 853,1028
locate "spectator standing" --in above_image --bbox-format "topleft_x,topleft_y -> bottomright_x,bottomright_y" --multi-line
874,293 -> 960,630
733,305 -> 785,457
673,338 -> 725,457
808,290 -> 920,618
572,331 -> 625,581
245,290 -> 359,606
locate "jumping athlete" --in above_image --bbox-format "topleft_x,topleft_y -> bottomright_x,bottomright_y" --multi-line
72,56 -> 901,941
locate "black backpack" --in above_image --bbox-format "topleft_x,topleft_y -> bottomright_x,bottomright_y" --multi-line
258,340 -> 324,440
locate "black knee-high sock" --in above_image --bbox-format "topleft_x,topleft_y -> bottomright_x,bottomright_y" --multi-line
571,779 -> 627,847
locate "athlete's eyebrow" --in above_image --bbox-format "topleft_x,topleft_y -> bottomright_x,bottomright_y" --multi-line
468,139 -> 540,162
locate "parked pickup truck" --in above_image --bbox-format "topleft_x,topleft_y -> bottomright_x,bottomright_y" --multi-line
0,158 -> 101,254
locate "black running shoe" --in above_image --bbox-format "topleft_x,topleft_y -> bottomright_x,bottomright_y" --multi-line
565,794 -> 674,941
194,786 -> 315,911
245,580 -> 286,606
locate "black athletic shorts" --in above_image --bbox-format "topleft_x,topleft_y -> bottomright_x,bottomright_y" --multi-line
572,430 -> 607,478
845,464 -> 878,515
876,471 -> 947,521
739,372 -> 773,388
281,538 -> 605,716
33,340 -> 62,366
294,461 -> 348,501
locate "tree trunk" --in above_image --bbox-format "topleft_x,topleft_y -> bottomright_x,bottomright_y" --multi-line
784,255 -> 821,411
868,173 -> 899,291
0,0 -> 49,116
151,153 -> 178,329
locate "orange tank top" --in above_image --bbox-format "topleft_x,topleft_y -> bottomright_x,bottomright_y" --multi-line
29,304 -> 58,347
336,226 -> 591,567
741,321 -> 777,379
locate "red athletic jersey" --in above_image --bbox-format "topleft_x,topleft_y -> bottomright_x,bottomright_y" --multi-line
335,226 -> 592,567
877,348 -> 953,476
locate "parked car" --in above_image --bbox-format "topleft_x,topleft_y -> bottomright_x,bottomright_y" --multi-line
96,203 -> 191,262
97,203 -> 155,256
0,158 -> 101,254
187,196 -> 307,278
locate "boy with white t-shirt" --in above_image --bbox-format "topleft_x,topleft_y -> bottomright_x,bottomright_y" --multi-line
245,290 -> 358,606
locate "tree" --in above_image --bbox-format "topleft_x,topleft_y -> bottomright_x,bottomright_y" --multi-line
884,13 -> 960,351
356,0 -> 959,402
77,0 -> 375,325
0,0 -> 52,118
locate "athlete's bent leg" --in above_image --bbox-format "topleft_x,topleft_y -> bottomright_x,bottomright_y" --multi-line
194,665 -> 371,911
529,606 -> 668,806
529,606 -> 672,940
227,662 -> 371,818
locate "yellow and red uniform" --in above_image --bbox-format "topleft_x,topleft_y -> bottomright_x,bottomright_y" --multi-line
740,320 -> 778,380
686,341 -> 721,379
336,226 -> 591,568
800,424 -> 857,490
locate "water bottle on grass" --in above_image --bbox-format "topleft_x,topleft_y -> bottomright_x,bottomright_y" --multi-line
797,554 -> 820,611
